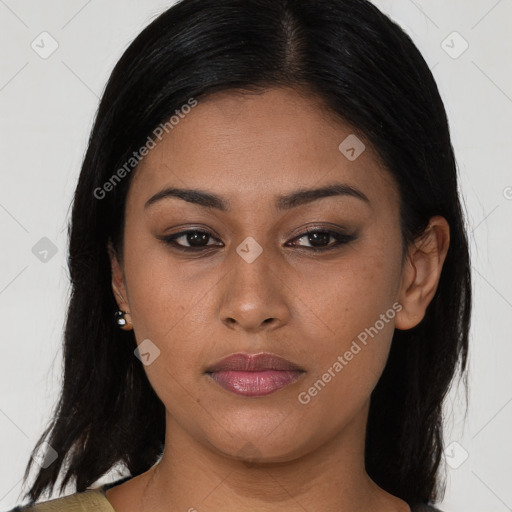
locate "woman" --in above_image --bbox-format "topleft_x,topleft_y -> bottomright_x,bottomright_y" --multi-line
11,0 -> 471,510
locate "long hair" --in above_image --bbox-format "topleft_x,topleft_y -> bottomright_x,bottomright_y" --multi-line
20,0 -> 471,506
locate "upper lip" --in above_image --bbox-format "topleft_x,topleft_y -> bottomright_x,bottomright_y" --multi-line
205,352 -> 305,373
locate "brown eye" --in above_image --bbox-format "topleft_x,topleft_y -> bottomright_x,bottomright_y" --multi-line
288,229 -> 356,251
163,230 -> 222,250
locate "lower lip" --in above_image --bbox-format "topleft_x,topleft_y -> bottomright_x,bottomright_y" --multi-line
207,370 -> 304,396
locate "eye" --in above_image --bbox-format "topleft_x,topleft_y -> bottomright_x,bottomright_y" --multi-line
161,229 -> 223,251
287,229 -> 356,251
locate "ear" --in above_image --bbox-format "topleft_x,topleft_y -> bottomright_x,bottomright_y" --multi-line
108,240 -> 129,311
395,215 -> 450,330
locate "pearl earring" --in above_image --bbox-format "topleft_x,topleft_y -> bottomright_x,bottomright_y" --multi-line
115,309 -> 133,331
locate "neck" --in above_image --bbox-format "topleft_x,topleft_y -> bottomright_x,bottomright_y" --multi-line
135,400 -> 409,512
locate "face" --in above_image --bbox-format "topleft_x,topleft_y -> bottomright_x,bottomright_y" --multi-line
110,87 -> 428,463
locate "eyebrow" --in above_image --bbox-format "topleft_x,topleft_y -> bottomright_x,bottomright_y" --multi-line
144,182 -> 370,211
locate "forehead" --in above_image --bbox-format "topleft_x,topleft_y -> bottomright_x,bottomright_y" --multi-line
128,87 -> 399,213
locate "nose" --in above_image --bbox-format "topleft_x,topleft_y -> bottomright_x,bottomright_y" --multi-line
218,243 -> 291,333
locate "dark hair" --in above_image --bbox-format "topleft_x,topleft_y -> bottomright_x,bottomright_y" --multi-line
20,0 -> 471,507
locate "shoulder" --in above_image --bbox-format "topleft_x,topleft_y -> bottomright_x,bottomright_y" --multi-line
7,475 -> 132,512
6,489 -> 114,512
410,503 -> 444,512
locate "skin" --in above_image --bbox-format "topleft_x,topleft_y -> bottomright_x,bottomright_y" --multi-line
106,87 -> 450,512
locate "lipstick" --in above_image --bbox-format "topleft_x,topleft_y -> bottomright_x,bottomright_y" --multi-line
205,352 -> 305,397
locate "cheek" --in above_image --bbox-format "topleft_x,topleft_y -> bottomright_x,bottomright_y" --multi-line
295,286 -> 398,436
121,251 -> 207,413
121,238 -> 219,384
122,238 -> 198,336
294,235 -> 402,404
297,239 -> 402,347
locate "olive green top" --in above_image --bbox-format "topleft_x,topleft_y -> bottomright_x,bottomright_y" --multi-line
8,487 -> 114,511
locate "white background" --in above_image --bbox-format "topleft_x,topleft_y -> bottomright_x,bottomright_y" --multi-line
0,1 -> 511,511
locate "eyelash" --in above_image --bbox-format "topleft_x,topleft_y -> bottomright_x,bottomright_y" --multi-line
160,227 -> 356,253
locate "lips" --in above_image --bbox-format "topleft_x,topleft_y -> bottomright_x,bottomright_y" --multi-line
205,352 -> 305,373
205,352 -> 305,397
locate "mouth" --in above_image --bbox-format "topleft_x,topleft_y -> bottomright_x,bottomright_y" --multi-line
205,352 -> 306,397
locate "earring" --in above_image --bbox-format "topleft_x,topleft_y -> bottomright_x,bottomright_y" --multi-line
115,309 -> 133,331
